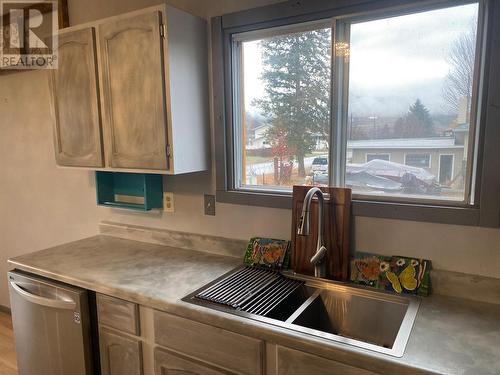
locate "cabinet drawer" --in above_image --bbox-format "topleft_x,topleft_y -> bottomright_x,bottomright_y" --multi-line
97,293 -> 140,335
154,311 -> 262,375
276,346 -> 378,375
154,347 -> 229,375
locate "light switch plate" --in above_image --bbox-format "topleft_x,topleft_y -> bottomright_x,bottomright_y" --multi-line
163,192 -> 174,212
204,194 -> 215,216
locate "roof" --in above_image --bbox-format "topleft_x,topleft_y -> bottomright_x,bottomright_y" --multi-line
347,137 -> 462,150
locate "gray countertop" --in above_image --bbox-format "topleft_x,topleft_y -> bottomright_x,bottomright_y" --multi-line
8,235 -> 500,375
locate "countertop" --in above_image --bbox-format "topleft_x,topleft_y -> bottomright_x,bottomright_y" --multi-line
8,235 -> 500,375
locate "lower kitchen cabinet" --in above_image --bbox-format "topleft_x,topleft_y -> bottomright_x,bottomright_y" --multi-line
99,328 -> 143,375
270,345 -> 378,375
154,311 -> 263,375
92,298 -> 377,375
154,347 -> 230,375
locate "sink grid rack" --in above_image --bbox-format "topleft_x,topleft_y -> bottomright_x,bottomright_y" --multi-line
194,266 -> 304,317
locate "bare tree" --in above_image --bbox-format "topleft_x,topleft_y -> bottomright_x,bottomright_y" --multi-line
442,22 -> 477,120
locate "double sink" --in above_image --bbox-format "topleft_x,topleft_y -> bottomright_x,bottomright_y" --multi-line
183,266 -> 420,357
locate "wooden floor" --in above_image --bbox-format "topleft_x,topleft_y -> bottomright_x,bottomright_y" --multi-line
0,312 -> 17,375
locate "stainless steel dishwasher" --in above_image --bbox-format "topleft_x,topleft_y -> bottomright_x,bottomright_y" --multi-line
8,270 -> 93,375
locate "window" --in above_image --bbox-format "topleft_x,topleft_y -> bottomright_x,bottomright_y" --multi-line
405,154 -> 431,168
215,0 -> 500,226
366,154 -> 390,162
345,4 -> 479,202
229,2 -> 481,201
232,24 -> 332,190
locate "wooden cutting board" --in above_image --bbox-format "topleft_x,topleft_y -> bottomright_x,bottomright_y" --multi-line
290,185 -> 352,281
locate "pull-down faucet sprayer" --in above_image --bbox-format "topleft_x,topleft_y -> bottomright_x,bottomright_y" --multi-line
297,187 -> 328,278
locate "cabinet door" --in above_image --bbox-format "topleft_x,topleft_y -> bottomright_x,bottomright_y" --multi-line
50,27 -> 104,167
154,348 -> 228,375
100,328 -> 143,375
98,10 -> 169,170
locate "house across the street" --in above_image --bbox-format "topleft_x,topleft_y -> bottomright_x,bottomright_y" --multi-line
347,126 -> 468,188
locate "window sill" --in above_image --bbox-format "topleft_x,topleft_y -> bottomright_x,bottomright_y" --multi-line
216,189 -> 292,209
216,189 -> 481,226
351,199 -> 480,226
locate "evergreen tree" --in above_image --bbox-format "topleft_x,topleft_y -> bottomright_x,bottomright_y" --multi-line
254,29 -> 331,176
394,99 -> 434,138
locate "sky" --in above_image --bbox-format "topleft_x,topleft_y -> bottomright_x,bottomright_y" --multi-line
242,2 -> 479,118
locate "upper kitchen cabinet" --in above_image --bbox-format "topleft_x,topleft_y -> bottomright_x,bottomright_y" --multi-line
50,5 -> 209,174
49,27 -> 104,167
98,10 -> 168,170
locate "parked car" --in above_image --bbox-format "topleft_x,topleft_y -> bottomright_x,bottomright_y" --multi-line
311,156 -> 328,172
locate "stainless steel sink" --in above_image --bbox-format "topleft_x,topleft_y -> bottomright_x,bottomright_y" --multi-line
183,266 -> 420,357
284,280 -> 417,356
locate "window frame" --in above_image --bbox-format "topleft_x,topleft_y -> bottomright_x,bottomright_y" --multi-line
212,0 -> 500,227
404,153 -> 431,169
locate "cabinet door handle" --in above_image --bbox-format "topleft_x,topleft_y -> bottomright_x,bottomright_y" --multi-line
10,281 -> 76,310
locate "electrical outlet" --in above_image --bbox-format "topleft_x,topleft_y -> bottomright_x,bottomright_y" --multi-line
204,194 -> 215,216
163,192 -> 174,212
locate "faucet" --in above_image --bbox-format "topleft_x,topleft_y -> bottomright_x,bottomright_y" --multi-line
297,187 -> 328,278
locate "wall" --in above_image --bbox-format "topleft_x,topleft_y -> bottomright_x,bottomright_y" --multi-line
0,71 -> 101,307
1,0 -> 500,307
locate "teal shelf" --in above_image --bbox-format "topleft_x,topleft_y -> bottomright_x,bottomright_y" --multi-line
95,172 -> 163,211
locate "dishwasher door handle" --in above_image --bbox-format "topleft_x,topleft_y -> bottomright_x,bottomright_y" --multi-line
9,281 -> 77,310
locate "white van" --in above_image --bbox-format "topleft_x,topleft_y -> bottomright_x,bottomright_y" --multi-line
311,156 -> 328,172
